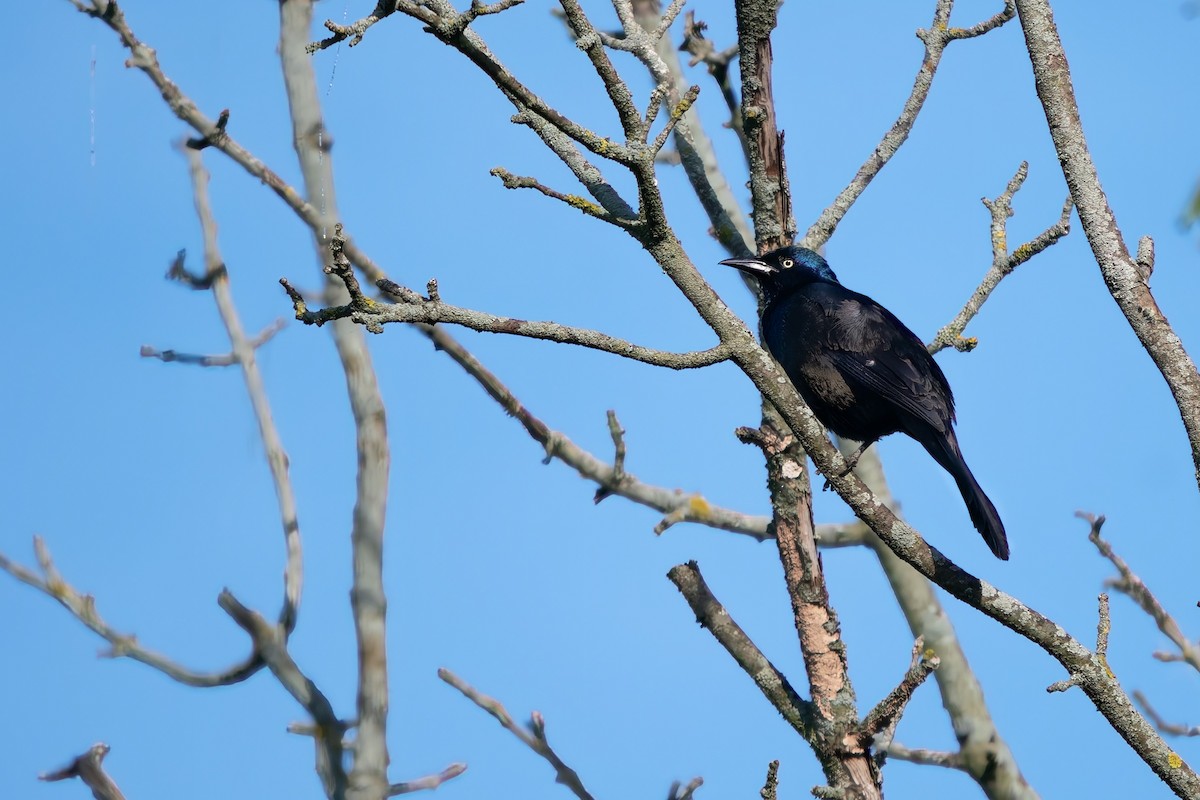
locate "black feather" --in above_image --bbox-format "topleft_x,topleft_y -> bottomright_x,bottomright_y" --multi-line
721,246 -> 1009,560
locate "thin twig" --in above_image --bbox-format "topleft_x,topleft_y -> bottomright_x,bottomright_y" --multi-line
877,744 -> 966,771
490,167 -> 623,225
803,0 -> 1016,249
420,323 -> 771,538
860,637 -> 941,746
0,537 -> 264,686
307,0 -> 397,51
140,319 -> 286,367
438,668 -> 596,800
930,162 -> 1073,354
1134,691 -> 1200,738
1048,593 -> 1112,693
387,763 -> 469,795
1078,511 -> 1200,673
181,146 -> 303,633
594,410 -> 628,504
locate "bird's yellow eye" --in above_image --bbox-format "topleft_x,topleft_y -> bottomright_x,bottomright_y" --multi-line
781,258 -> 795,269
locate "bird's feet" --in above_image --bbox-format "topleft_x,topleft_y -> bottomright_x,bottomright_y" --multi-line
821,440 -> 875,490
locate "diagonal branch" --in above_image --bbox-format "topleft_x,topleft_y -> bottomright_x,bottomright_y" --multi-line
1016,0 -> 1200,493
846,442 -> 1035,798
1134,691 -> 1200,739
180,146 -> 304,635
930,162 -> 1073,354
307,0 -> 398,51
802,0 -> 1016,250
0,537 -> 264,687
438,668 -> 596,800
1079,512 -> 1200,673
859,637 -> 940,748
220,590 -> 349,798
420,322 -> 772,538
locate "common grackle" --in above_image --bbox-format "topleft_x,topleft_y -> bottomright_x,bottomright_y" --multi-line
721,246 -> 1009,560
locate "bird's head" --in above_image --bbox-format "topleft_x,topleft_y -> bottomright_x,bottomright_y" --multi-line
719,246 -> 839,296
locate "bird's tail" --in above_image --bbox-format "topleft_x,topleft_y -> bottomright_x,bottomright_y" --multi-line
923,431 -> 1009,560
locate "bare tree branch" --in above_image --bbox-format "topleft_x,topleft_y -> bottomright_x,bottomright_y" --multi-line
420,322 -> 772,538
759,760 -> 780,800
860,637 -> 940,747
876,744 -> 965,771
734,0 -> 795,252
0,537 -> 267,686
847,443 -> 1036,799
278,3 -> 392,798
1079,512 -> 1200,673
1134,691 -> 1200,739
802,0 -> 1016,250
438,668 -> 596,800
140,318 -> 286,366
220,590 -> 350,798
667,776 -> 704,800
387,763 -> 468,795
179,146 -> 304,635
1016,0 -> 1200,493
279,260 -> 733,370
930,162 -> 1073,354
308,0 -> 398,51
1048,593 -> 1111,693
40,744 -> 126,800
667,561 -> 817,740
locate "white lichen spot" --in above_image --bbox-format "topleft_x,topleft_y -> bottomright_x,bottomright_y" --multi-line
781,460 -> 803,479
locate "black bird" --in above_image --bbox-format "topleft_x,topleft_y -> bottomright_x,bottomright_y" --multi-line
721,246 -> 1009,560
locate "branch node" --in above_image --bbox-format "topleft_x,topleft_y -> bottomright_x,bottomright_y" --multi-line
1136,235 -> 1156,281
594,410 -> 628,503
185,107 -> 230,151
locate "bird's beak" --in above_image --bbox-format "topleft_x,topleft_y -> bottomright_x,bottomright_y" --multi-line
719,256 -> 776,276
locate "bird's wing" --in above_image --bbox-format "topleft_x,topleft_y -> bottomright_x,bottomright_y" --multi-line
818,288 -> 956,430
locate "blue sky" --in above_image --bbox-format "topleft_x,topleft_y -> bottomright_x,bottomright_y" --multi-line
3,1 -> 1199,798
